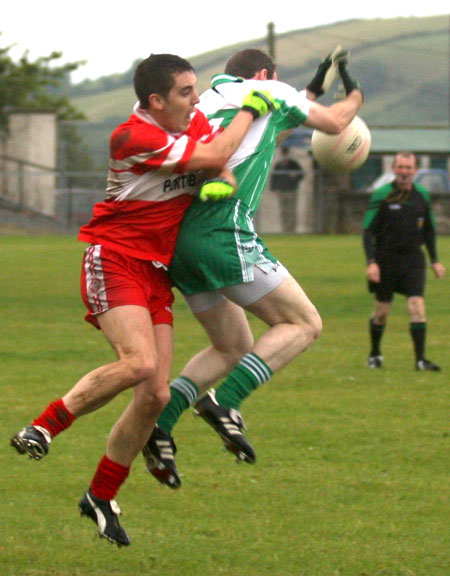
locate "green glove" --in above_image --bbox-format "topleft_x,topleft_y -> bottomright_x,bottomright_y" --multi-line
338,60 -> 362,96
199,178 -> 235,202
307,45 -> 348,97
242,90 -> 279,119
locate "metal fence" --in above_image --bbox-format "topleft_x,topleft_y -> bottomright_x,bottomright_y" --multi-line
2,120 -> 449,233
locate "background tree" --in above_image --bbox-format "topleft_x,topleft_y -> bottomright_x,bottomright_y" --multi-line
0,41 -> 86,126
0,38 -> 99,186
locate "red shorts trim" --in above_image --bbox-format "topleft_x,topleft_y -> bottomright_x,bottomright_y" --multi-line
80,245 -> 174,329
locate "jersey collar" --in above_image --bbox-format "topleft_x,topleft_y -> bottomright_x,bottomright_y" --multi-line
211,74 -> 244,90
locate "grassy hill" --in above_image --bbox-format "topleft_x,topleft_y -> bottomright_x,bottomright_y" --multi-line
70,15 -> 449,127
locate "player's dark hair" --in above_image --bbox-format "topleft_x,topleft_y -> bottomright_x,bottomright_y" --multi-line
394,151 -> 417,167
225,49 -> 276,79
134,54 -> 194,108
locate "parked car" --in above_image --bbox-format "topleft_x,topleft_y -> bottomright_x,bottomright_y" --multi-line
365,169 -> 450,194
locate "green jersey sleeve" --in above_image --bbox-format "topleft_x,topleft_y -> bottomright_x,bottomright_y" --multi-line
363,184 -> 391,229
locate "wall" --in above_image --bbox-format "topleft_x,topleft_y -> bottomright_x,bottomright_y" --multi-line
257,148 -> 315,234
1,111 -> 57,216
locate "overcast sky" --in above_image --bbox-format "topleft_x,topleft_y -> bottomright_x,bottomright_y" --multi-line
2,1 -> 447,83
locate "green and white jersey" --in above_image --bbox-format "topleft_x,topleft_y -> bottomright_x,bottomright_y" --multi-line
200,74 -> 310,214
169,75 -> 311,295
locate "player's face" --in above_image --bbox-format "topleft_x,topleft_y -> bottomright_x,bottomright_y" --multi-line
393,155 -> 417,189
159,71 -> 200,133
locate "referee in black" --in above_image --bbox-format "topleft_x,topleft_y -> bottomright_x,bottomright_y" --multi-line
363,151 -> 446,370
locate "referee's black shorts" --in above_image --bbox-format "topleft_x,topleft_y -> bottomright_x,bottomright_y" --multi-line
368,250 -> 426,302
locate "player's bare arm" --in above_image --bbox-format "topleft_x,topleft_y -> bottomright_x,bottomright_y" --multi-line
187,90 -> 278,171
187,110 -> 254,171
305,90 -> 363,134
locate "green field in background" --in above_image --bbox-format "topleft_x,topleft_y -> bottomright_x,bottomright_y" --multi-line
1,235 -> 449,576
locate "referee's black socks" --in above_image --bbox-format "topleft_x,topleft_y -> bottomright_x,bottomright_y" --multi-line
369,317 -> 385,357
410,321 -> 426,362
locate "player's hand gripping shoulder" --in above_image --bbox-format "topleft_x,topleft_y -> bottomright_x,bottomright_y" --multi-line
199,178 -> 236,202
307,45 -> 348,98
242,90 -> 280,119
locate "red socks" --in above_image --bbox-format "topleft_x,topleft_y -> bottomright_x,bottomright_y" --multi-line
31,399 -> 130,501
32,398 -> 75,438
90,455 -> 130,501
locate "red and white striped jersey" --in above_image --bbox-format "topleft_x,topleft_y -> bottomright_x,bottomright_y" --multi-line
78,103 -> 219,264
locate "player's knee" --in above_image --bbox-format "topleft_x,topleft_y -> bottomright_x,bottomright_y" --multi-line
305,309 -> 322,343
148,385 -> 170,413
126,355 -> 158,386
135,383 -> 170,418
407,296 -> 425,321
373,311 -> 388,324
212,328 -> 254,367
223,336 -> 254,365
291,310 -> 322,351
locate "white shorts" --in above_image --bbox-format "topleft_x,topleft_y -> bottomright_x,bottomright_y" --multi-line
183,261 -> 290,313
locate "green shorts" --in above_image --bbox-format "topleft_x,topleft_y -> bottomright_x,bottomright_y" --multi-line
169,198 -> 277,295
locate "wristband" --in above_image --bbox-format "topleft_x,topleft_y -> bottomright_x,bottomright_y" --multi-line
242,90 -> 278,120
242,105 -> 260,120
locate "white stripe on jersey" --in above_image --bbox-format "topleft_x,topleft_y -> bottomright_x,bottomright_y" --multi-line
233,200 -> 250,283
106,169 -> 199,203
108,135 -> 187,173
107,135 -> 199,202
200,78 -> 310,115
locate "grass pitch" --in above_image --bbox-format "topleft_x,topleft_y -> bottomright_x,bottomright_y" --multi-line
1,234 -> 449,576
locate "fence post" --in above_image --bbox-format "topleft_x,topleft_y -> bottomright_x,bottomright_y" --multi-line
18,160 -> 25,209
315,166 -> 325,234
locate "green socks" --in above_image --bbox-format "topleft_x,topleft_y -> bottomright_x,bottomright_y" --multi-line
157,353 -> 273,433
215,353 -> 273,410
157,377 -> 199,435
